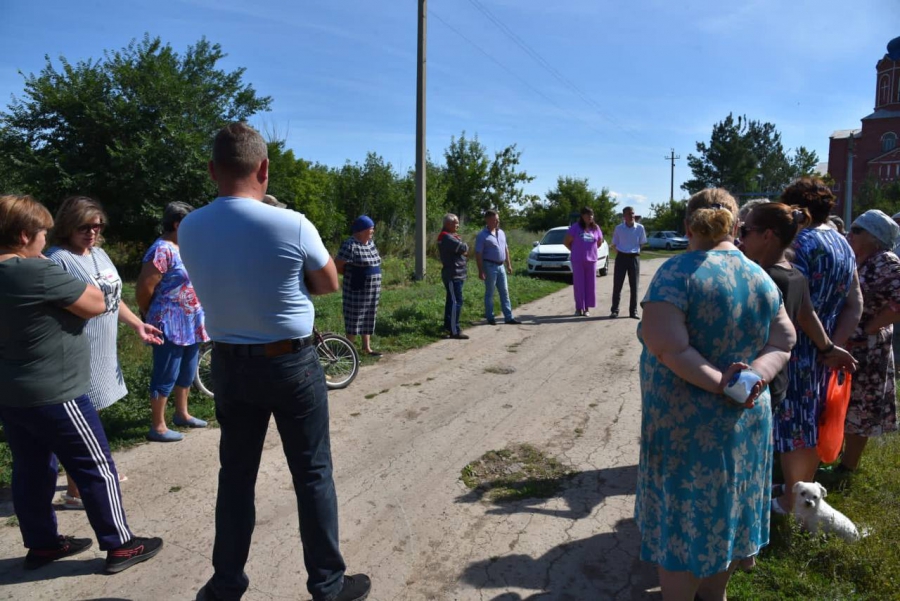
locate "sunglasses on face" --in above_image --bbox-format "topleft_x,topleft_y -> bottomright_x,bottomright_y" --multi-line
76,222 -> 106,234
739,224 -> 761,239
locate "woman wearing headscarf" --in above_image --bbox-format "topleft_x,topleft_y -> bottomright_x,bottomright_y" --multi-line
335,215 -> 383,356
839,210 -> 900,472
136,201 -> 209,442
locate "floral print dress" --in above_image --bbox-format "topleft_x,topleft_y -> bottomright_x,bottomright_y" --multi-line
774,227 -> 855,452
142,238 -> 208,346
845,250 -> 900,437
635,250 -> 781,577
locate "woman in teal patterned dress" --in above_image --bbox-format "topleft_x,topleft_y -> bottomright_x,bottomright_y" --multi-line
636,188 -> 795,600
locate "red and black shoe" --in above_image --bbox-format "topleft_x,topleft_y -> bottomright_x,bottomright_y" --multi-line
105,536 -> 163,574
24,535 -> 93,570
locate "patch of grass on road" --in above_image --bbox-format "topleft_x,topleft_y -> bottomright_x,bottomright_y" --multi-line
460,443 -> 574,502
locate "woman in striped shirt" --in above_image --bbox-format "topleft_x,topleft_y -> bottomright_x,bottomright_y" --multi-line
47,196 -> 162,509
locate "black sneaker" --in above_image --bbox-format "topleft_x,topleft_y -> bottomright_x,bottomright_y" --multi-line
450,333 -> 470,340
630,313 -> 640,319
105,536 -> 163,574
609,310 -> 618,318
486,319 -> 497,326
505,318 -> 522,325
330,574 -> 371,601
24,535 -> 93,570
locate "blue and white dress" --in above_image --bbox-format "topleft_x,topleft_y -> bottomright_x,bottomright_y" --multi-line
634,250 -> 781,577
46,246 -> 128,410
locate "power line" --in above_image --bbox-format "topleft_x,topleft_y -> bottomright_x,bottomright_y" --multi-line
464,0 -> 640,142
428,9 -> 607,136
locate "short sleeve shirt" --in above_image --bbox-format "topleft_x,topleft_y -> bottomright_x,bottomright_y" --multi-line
566,223 -> 603,263
475,228 -> 508,263
0,258 -> 90,407
142,239 -> 209,346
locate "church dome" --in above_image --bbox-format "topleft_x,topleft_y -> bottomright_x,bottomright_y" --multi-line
888,35 -> 900,61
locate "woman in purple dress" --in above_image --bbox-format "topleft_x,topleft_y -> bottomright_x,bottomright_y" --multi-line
563,207 -> 603,316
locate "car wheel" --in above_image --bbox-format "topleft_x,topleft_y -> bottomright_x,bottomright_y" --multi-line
598,256 -> 609,277
665,243 -> 672,250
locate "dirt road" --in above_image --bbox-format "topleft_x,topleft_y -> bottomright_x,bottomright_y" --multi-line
0,260 -> 664,601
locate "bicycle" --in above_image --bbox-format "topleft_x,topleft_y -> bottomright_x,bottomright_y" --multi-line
193,328 -> 360,398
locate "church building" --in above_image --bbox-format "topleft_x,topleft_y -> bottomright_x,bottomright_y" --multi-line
828,35 -> 900,215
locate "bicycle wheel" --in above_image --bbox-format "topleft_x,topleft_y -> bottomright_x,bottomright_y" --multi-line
317,333 -> 360,390
193,342 -> 215,398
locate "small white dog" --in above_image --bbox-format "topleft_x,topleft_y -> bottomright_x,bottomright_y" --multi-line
792,481 -> 860,542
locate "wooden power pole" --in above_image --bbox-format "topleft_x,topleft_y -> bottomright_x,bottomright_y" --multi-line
664,149 -> 680,202
414,0 -> 427,280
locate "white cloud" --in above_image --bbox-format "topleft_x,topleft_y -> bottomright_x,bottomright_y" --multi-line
609,190 -> 650,214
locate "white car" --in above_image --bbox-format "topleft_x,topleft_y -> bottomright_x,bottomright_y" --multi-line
527,226 -> 610,277
647,230 -> 688,250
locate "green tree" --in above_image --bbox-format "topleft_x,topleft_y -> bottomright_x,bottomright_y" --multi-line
444,132 -> 490,224
644,199 -> 687,233
523,176 -> 617,233
0,34 -> 271,240
443,132 -> 533,223
683,113 -> 818,198
853,176 -> 900,218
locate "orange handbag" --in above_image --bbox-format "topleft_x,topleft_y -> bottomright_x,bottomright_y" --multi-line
817,370 -> 853,463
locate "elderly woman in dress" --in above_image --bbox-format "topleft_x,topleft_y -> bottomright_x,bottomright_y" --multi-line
335,215 -> 382,356
136,201 -> 209,442
46,196 -> 162,508
636,188 -> 795,601
838,210 -> 900,472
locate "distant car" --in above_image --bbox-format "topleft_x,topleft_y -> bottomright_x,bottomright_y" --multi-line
527,226 -> 610,277
647,230 -> 688,250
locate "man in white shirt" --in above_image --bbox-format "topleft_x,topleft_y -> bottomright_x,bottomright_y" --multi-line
610,206 -> 647,319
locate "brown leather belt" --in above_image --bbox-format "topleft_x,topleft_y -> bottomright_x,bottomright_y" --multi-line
214,337 -> 314,358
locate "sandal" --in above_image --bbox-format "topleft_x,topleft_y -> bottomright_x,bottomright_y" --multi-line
62,494 -> 84,510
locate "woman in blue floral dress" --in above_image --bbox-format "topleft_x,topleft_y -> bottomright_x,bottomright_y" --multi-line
773,178 -> 861,513
636,189 -> 795,599
136,202 -> 209,442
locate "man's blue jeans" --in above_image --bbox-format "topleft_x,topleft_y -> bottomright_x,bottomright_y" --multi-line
206,345 -> 346,601
483,262 -> 513,321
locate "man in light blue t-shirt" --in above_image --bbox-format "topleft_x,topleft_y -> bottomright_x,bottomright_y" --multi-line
475,209 -> 521,325
179,122 -> 371,601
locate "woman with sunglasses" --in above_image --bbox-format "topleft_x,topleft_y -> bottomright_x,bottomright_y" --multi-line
775,178 -> 862,497
738,202 -> 857,517
47,196 -> 163,509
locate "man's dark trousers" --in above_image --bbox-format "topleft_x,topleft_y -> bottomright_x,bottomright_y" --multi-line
206,345 -> 346,601
611,253 -> 640,316
443,277 -> 464,335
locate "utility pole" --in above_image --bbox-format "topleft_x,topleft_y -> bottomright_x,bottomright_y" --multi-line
414,0 -> 427,280
664,149 -> 680,202
843,134 -> 855,225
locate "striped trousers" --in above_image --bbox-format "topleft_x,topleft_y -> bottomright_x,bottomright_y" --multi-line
0,394 -> 132,550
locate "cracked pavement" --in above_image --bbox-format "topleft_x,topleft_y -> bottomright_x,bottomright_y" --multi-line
0,260 -> 664,601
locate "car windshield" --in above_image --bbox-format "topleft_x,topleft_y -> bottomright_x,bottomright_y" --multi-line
541,230 -> 567,245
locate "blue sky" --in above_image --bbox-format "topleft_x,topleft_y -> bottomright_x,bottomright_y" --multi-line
1,0 -> 898,217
